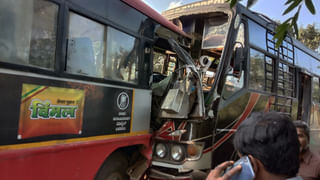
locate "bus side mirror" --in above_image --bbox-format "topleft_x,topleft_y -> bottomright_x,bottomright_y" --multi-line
233,47 -> 246,78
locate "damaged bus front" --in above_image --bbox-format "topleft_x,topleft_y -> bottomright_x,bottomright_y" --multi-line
149,0 -> 246,179
150,0 -> 320,178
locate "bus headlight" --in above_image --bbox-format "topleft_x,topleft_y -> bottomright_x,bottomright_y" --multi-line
155,143 -> 167,158
171,145 -> 184,161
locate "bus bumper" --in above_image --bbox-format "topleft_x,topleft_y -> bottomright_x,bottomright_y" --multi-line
148,168 -> 192,180
148,167 -> 207,180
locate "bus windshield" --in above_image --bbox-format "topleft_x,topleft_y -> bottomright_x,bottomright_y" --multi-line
202,13 -> 230,49
199,12 -> 231,92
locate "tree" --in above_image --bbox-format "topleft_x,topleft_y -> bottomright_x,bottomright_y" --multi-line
298,24 -> 320,52
228,0 -> 316,48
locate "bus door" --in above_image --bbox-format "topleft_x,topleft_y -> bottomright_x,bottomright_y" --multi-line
297,72 -> 312,122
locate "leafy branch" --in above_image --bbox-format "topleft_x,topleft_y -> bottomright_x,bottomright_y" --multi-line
227,0 -> 316,48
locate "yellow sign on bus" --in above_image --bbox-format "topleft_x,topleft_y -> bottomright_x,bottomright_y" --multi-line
18,83 -> 85,139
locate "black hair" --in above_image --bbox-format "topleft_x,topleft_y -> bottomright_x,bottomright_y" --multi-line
293,120 -> 310,140
233,112 -> 300,177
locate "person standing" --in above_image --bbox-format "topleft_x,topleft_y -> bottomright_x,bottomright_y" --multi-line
293,120 -> 320,180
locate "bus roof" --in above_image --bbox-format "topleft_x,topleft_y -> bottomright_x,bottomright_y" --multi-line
121,0 -> 191,39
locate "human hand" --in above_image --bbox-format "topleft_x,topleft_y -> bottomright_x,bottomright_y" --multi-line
206,161 -> 242,180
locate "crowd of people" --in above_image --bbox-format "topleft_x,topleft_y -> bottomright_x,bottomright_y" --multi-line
206,112 -> 320,180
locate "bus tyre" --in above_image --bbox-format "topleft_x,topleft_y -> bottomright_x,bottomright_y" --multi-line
95,152 -> 129,180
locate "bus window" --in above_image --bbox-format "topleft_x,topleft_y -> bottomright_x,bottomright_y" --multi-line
249,49 -> 277,93
66,12 -> 105,78
152,50 -> 177,83
222,68 -> 244,99
221,23 -> 245,99
66,12 -> 139,83
105,27 -> 138,83
248,19 -> 267,50
0,0 -> 58,69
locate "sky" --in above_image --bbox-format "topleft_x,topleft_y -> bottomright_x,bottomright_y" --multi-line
142,0 -> 320,28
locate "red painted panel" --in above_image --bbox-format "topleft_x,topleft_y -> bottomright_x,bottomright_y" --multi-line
0,134 -> 151,180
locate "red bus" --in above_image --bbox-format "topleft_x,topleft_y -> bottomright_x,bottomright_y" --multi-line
0,0 -> 190,179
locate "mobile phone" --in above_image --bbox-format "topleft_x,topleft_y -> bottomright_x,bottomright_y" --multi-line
226,156 -> 255,180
